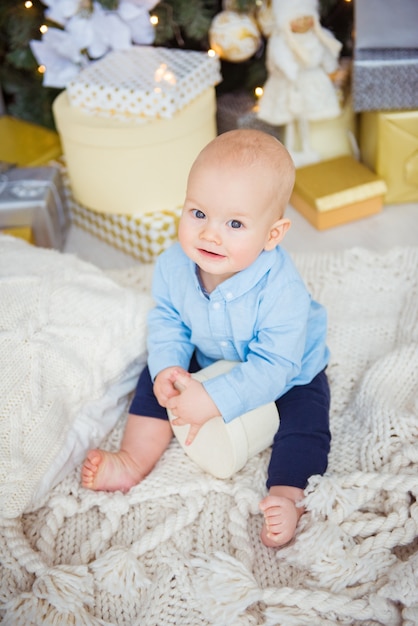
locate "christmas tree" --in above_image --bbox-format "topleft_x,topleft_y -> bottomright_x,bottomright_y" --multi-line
0,0 -> 353,129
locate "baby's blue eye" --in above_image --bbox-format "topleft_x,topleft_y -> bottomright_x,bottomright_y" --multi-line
192,209 -> 206,219
228,219 -> 243,229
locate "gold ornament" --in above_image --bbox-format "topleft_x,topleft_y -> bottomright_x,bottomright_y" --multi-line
209,10 -> 262,62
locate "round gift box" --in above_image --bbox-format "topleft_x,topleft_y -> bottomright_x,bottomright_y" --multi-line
167,360 -> 279,479
53,88 -> 217,217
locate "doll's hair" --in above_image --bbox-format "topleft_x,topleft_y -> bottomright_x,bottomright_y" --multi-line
272,0 -> 319,27
271,0 -> 341,65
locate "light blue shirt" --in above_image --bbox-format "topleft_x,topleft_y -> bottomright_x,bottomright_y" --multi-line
147,242 -> 329,423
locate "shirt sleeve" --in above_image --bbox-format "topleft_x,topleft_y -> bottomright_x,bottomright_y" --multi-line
202,280 -> 312,423
147,253 -> 195,380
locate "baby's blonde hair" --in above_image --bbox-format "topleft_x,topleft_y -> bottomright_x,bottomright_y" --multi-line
190,129 -> 296,218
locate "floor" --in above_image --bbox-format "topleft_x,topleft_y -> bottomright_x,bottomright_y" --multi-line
64,200 -> 418,270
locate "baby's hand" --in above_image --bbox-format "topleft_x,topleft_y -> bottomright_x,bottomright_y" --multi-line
153,366 -> 190,407
167,371 -> 220,445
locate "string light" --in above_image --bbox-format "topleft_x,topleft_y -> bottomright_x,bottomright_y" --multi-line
37,65 -> 46,75
24,1 -> 33,8
207,49 -> 217,58
150,15 -> 158,26
40,24 -> 48,34
254,86 -> 263,99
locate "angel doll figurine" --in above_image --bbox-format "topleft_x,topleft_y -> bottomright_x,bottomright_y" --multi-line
257,0 -> 342,166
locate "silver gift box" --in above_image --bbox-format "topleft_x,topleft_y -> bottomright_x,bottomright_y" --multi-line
353,48 -> 418,112
355,0 -> 418,50
0,165 -> 68,250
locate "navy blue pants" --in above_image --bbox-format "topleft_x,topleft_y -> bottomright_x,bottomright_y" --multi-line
129,357 -> 331,490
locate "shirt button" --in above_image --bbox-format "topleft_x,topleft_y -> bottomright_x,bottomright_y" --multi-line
220,341 -> 227,347
226,292 -> 233,300
213,302 -> 221,310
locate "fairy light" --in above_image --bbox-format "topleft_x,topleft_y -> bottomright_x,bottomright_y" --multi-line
37,65 -> 46,75
40,24 -> 48,34
24,1 -> 33,8
207,49 -> 217,58
253,86 -> 263,111
154,63 -> 176,86
150,14 -> 158,26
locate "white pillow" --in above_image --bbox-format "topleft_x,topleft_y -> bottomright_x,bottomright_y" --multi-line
0,236 -> 154,517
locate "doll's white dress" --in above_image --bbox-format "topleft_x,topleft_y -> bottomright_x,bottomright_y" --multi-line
258,29 -> 341,126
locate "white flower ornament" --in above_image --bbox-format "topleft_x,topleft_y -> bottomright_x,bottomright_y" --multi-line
30,0 -> 160,88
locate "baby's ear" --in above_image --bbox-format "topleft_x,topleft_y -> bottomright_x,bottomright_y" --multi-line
264,218 -> 291,251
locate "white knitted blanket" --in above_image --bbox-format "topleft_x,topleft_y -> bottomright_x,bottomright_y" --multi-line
1,246 -> 418,626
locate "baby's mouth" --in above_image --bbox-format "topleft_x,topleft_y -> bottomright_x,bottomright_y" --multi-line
198,248 -> 226,259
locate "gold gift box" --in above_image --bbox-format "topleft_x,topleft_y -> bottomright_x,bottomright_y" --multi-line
0,225 -> 34,244
359,109 -> 418,204
0,116 -> 62,167
290,156 -> 387,230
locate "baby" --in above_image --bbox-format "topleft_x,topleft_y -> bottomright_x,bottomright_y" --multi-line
82,129 -> 331,548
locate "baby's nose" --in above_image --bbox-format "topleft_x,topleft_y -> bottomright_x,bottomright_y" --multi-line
200,225 -> 221,243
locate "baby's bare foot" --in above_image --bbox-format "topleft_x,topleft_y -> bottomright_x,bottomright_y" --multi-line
259,495 -> 301,548
81,449 -> 144,493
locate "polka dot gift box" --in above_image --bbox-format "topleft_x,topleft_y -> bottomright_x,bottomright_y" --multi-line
65,46 -> 221,121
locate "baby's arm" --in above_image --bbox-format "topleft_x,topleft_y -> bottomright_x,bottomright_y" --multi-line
166,371 -> 221,445
267,35 -> 300,81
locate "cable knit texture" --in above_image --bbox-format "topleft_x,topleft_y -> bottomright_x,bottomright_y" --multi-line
0,236 -> 153,518
1,239 -> 418,625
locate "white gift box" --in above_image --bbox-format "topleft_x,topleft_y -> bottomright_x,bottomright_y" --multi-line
168,360 -> 279,479
67,46 -> 221,120
353,0 -> 418,112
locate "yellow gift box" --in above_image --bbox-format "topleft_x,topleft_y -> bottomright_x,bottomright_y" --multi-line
290,156 -> 387,230
53,87 -> 217,217
360,110 -> 418,204
0,116 -> 62,167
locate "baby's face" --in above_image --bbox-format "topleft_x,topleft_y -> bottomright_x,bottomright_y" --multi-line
290,15 -> 314,33
178,160 -> 279,288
